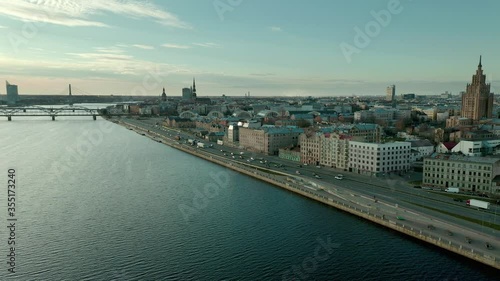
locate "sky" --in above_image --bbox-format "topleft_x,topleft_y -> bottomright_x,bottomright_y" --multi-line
0,0 -> 498,97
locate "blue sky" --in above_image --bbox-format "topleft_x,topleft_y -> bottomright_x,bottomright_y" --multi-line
0,0 -> 498,97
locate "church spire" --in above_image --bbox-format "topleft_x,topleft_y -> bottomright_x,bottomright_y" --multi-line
192,77 -> 197,97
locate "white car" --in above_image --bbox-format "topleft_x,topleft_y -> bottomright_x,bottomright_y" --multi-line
334,176 -> 343,180
315,175 -> 322,179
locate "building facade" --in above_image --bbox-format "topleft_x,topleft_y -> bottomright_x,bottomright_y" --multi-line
349,141 -> 411,176
6,81 -> 19,106
182,88 -> 192,100
239,126 -> 303,155
461,56 -> 494,121
423,153 -> 500,195
320,133 -> 350,170
386,85 -> 395,103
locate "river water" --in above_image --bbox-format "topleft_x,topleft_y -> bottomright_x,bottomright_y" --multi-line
0,113 -> 497,280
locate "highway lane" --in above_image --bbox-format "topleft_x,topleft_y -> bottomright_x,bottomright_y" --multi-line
118,117 -> 500,236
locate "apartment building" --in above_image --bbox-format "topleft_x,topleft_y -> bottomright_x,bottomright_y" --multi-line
349,141 -> 411,176
239,126 -> 303,155
299,130 -> 321,165
320,133 -> 350,170
423,153 -> 500,195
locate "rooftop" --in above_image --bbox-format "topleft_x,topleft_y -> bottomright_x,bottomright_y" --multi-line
427,153 -> 500,164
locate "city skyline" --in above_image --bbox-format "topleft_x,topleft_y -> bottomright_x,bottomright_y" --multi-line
0,0 -> 498,96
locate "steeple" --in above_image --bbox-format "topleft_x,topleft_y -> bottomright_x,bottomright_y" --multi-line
192,77 -> 197,97
478,55 -> 482,68
161,87 -> 166,102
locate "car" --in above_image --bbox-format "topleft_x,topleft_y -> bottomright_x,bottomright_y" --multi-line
334,176 -> 343,180
315,175 -> 322,179
453,198 -> 463,202
304,163 -> 308,166
422,186 -> 432,190
296,171 -> 301,174
413,185 -> 422,189
316,166 -> 321,168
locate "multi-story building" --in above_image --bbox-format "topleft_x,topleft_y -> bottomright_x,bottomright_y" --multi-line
461,56 -> 494,121
320,133 -> 350,170
226,123 -> 239,143
423,153 -> 500,195
409,139 -> 434,162
6,81 -> 19,106
354,108 -> 409,125
386,85 -> 396,103
182,88 -> 192,100
451,139 -> 500,156
349,141 -> 411,176
299,129 -> 321,165
446,116 -> 473,128
348,123 -> 382,143
163,116 -> 195,128
239,126 -> 303,155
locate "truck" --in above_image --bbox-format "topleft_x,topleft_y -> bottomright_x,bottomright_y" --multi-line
217,140 -> 224,145
197,142 -> 205,148
445,187 -> 460,193
466,199 -> 490,209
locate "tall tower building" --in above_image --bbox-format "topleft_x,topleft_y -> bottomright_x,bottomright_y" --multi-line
386,85 -> 396,107
182,87 -> 192,100
192,78 -> 197,99
6,81 -> 19,106
461,56 -> 494,121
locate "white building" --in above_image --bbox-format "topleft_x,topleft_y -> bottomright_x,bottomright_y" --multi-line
409,139 -> 435,162
349,141 -> 411,176
451,139 -> 500,156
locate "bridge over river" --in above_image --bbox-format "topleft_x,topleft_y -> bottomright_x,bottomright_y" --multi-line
0,106 -> 131,121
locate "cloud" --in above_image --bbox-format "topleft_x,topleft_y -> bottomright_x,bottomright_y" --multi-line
132,44 -> 154,50
269,26 -> 282,32
192,42 -> 221,48
249,73 -> 275,77
0,0 -> 192,29
161,43 -> 191,49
